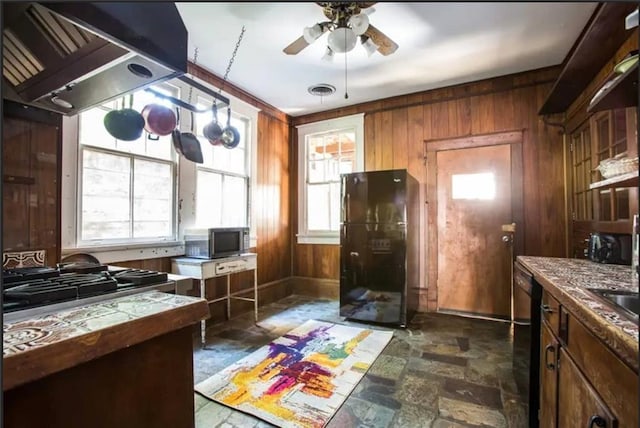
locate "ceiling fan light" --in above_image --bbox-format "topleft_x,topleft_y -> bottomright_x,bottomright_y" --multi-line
328,26 -> 357,53
322,46 -> 334,62
303,24 -> 323,44
361,36 -> 378,57
349,13 -> 370,36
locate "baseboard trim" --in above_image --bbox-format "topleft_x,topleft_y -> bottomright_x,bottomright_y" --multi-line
289,276 -> 339,299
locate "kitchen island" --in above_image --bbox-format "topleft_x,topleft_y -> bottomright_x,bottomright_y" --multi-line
517,256 -> 638,427
3,291 -> 209,428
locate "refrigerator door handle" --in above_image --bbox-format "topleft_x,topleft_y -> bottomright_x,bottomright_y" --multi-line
346,193 -> 350,224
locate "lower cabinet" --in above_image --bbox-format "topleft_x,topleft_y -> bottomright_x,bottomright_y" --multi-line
558,348 -> 617,428
539,321 -> 558,428
539,290 -> 638,427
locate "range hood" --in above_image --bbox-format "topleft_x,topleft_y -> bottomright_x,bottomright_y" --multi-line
2,2 -> 188,115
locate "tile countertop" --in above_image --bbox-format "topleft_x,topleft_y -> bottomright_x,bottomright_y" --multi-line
3,291 -> 209,390
517,256 -> 638,372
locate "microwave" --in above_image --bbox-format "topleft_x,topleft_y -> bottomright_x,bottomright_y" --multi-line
184,227 -> 250,259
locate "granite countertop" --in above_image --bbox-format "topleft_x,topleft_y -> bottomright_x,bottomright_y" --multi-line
3,291 -> 209,390
517,256 -> 638,372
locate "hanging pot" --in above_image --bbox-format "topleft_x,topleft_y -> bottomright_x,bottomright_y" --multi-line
203,103 -> 223,145
220,107 -> 241,149
171,107 -> 185,156
141,103 -> 176,136
103,94 -> 145,141
175,111 -> 203,163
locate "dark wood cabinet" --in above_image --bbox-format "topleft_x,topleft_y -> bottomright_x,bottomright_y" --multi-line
569,106 -> 638,256
2,100 -> 62,265
558,348 -> 617,428
538,289 -> 638,427
539,321 -> 558,428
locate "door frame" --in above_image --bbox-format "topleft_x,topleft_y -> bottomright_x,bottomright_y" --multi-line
424,130 -> 525,312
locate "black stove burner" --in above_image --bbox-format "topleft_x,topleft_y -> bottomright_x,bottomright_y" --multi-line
2,266 -> 170,313
110,269 -> 168,286
2,267 -> 60,284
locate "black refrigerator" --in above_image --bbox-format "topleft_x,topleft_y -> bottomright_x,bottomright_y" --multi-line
339,169 -> 419,327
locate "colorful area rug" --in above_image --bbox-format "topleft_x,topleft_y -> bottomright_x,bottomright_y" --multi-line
195,320 -> 393,428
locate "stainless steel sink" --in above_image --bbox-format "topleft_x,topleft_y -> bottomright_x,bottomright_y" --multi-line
587,288 -> 639,320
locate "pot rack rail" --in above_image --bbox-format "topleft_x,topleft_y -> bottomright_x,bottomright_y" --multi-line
144,75 -> 230,113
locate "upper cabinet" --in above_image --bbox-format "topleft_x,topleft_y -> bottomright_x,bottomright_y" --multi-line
539,3 -> 638,115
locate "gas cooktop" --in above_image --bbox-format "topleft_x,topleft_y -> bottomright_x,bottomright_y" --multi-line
2,264 -> 173,316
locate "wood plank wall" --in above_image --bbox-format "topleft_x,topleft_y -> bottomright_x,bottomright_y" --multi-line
291,66 -> 567,306
255,112 -> 292,285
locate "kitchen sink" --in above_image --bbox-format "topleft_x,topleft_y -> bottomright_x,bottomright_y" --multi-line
587,288 -> 639,320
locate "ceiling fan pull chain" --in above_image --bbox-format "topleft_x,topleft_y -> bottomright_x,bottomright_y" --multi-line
219,25 -> 246,96
344,36 -> 349,99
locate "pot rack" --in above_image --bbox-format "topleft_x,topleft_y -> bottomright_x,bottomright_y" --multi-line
144,75 -> 230,113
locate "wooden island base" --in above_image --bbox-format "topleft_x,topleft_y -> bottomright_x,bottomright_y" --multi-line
3,292 -> 209,428
5,326 -> 196,428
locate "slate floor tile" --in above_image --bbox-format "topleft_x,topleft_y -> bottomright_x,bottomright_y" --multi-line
192,294 -> 527,428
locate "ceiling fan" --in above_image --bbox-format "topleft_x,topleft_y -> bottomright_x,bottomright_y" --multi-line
283,2 -> 398,58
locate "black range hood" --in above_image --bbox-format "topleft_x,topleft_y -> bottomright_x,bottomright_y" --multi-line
2,2 -> 188,115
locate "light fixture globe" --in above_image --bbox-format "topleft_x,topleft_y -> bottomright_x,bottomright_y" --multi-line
348,13 -> 370,36
328,26 -> 357,53
303,24 -> 323,44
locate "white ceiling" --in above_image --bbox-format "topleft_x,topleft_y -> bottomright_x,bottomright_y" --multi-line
176,2 -> 598,117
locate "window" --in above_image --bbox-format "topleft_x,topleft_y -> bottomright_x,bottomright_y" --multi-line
297,114 -> 364,244
77,85 -> 178,245
194,96 -> 250,227
451,172 -> 496,200
571,124 -> 593,221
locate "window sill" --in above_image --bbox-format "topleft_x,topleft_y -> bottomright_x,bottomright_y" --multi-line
296,235 -> 339,245
62,241 -> 185,264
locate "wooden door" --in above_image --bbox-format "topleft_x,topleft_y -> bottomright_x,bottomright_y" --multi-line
540,322 -> 558,428
557,348 -> 617,428
436,143 -> 513,318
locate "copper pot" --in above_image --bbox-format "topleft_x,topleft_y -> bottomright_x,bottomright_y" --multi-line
141,103 -> 177,136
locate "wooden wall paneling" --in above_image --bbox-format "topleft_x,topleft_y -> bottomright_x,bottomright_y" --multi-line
371,111 -> 382,170
523,86 -> 542,256
537,85 -> 567,257
380,111 -> 393,170
364,113 -> 376,171
455,98 -> 472,137
256,113 -> 267,284
431,100 -> 450,140
3,118 -> 32,252
392,108 -> 408,169
493,91 -> 515,131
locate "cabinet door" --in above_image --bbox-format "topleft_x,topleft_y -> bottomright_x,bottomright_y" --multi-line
558,348 -> 617,428
540,321 -> 558,428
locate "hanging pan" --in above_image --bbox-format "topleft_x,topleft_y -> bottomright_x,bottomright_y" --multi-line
103,94 -> 144,141
203,103 -> 223,145
171,107 -> 185,156
174,111 -> 203,163
220,107 -> 240,149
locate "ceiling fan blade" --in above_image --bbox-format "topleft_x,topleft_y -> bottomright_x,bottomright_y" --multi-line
283,35 -> 310,55
364,24 -> 398,56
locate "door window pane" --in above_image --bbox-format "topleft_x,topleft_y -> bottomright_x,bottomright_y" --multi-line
451,172 -> 496,200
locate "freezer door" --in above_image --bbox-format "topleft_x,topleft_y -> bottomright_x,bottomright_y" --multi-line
341,170 -> 407,225
340,224 -> 406,324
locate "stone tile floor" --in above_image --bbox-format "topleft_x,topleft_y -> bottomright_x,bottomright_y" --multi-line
193,295 -> 529,428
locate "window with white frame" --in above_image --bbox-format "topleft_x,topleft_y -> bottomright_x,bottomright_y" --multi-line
297,114 -> 364,244
77,84 -> 178,245
194,95 -> 250,227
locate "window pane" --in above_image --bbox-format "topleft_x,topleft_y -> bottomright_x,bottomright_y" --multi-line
307,183 -> 330,231
133,159 -> 173,238
196,170 -> 223,227
308,160 -> 325,183
451,172 -> 496,200
81,150 -> 131,240
222,175 -> 247,227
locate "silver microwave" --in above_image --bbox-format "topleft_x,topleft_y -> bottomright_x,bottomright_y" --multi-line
184,227 -> 250,259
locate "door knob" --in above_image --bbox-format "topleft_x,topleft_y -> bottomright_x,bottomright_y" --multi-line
502,235 -> 512,243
